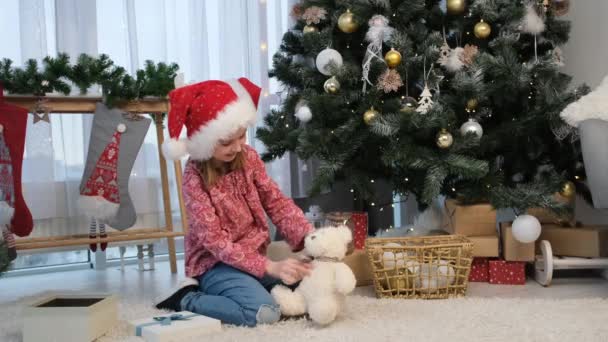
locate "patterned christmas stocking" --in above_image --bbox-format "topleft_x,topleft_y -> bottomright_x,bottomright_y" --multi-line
79,103 -> 151,251
0,84 -> 33,239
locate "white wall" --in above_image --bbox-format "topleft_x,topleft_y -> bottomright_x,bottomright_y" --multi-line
562,0 -> 608,224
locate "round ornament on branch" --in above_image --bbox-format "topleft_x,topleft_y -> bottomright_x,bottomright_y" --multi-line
315,48 -> 343,76
384,48 -> 402,68
512,214 -> 541,243
323,76 -> 340,94
447,0 -> 466,15
460,118 -> 483,138
303,25 -> 318,34
399,96 -> 418,114
363,107 -> 380,125
466,98 -> 478,112
436,129 -> 454,149
474,20 -> 492,39
559,181 -> 576,198
338,9 -> 359,33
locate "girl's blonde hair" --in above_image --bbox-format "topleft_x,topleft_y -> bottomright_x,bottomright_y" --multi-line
197,151 -> 246,188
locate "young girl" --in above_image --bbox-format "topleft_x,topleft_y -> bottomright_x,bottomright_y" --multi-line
155,78 -> 314,327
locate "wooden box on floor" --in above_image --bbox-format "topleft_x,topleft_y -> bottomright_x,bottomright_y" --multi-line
23,294 -> 118,342
467,235 -> 499,257
538,225 -> 608,258
500,223 -> 535,262
443,199 -> 497,236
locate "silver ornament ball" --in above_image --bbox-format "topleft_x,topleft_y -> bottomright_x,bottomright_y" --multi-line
460,118 -> 483,138
315,48 -> 343,76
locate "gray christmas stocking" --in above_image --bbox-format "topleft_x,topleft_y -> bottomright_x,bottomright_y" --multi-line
79,103 -> 151,251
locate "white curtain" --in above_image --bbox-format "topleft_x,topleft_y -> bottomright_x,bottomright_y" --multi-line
0,0 -> 294,238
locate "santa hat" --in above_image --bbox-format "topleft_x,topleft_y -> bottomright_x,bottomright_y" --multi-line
162,77 -> 262,161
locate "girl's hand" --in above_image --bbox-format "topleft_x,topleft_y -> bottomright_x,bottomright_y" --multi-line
266,258 -> 313,285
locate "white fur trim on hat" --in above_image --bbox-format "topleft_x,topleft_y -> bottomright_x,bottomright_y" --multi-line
162,138 -> 189,160
186,79 -> 258,160
78,195 -> 120,221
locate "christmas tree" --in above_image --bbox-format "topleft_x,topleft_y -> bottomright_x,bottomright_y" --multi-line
257,0 -> 586,215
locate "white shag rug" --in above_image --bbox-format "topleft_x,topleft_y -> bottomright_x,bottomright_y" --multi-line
2,294 -> 608,342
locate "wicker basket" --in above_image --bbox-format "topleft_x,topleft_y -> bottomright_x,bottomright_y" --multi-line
365,235 -> 473,299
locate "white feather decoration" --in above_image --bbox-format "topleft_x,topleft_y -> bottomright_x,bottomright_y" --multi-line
561,74 -> 608,127
362,15 -> 394,93
522,4 -> 545,34
443,47 -> 465,72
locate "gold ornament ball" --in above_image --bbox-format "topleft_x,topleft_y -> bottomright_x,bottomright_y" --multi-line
338,9 -> 359,33
466,98 -> 478,111
447,0 -> 466,15
400,96 -> 418,114
436,129 -> 454,149
384,48 -> 402,68
303,25 -> 318,34
474,20 -> 491,39
560,181 -> 576,198
363,107 -> 380,125
324,76 -> 340,94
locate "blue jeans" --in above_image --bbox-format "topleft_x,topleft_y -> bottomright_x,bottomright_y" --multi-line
180,263 -> 283,327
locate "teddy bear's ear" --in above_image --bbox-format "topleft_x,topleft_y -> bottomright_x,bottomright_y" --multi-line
335,225 -> 353,244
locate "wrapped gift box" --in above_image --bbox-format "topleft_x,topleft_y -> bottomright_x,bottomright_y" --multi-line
326,211 -> 368,250
488,260 -> 526,285
527,193 -> 575,226
23,293 -> 118,342
128,311 -> 221,342
468,235 -> 499,257
538,225 -> 608,258
343,249 -> 373,286
500,223 -> 535,262
468,257 -> 489,282
443,199 -> 497,236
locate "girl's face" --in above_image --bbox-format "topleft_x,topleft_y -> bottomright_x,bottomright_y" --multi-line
212,127 -> 247,163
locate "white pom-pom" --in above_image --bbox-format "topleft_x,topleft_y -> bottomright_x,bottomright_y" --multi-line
444,47 -> 465,72
295,105 -> 312,122
116,123 -> 126,133
512,214 -> 542,243
522,4 -> 545,34
162,138 -> 188,160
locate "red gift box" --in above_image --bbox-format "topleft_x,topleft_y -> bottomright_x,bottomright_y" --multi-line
468,257 -> 489,282
326,212 -> 368,250
488,259 -> 526,285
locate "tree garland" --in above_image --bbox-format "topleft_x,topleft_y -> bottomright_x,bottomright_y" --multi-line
0,53 -> 179,106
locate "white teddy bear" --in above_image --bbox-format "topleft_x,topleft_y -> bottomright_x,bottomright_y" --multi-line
271,226 -> 357,325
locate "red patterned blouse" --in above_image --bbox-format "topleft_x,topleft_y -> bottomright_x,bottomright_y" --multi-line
182,144 -> 314,278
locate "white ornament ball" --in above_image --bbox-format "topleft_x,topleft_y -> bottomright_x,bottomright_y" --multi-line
460,118 -> 483,138
315,48 -> 343,76
416,261 -> 455,291
382,243 -> 404,269
295,105 -> 312,122
116,123 -> 127,133
512,214 -> 542,243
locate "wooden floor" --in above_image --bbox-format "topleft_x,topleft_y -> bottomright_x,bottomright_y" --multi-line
1,260 -> 607,304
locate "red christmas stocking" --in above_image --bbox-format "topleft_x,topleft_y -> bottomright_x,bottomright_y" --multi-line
0,84 -> 33,238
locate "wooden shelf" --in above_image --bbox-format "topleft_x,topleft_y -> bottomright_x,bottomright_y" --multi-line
3,95 -> 169,113
15,231 -> 184,250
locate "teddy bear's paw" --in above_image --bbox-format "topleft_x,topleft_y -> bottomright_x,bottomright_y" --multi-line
271,285 -> 307,316
308,299 -> 338,326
